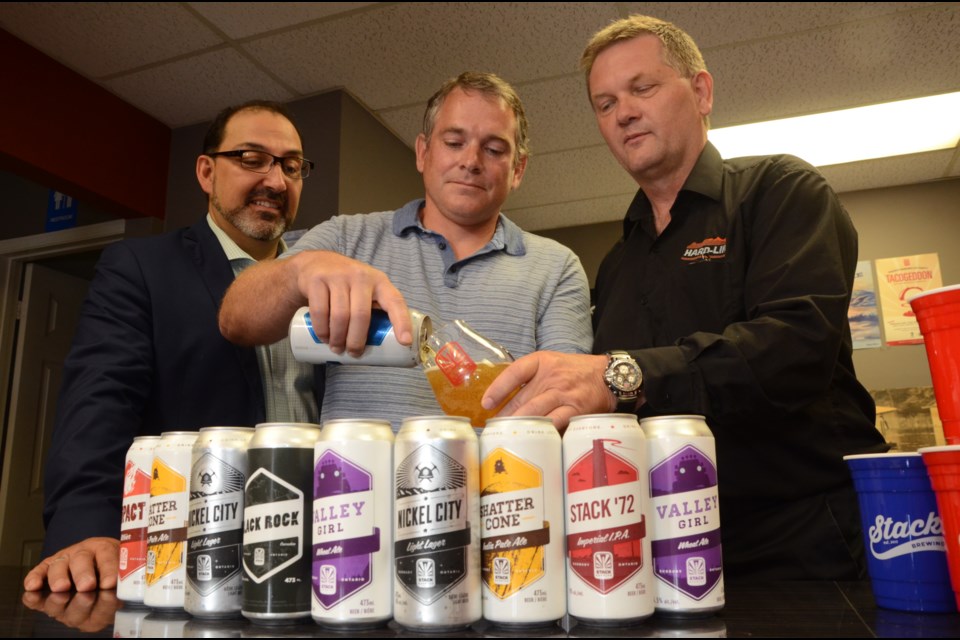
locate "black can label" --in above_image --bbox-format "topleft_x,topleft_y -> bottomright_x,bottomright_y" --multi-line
242,448 -> 312,614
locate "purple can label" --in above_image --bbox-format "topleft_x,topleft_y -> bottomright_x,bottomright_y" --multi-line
311,451 -> 380,609
649,445 -> 722,600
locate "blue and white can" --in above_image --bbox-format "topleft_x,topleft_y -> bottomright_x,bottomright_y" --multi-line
289,307 -> 430,366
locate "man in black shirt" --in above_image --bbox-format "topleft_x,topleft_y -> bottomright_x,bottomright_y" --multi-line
483,14 -> 887,580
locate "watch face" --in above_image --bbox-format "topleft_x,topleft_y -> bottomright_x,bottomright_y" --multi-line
606,359 -> 642,393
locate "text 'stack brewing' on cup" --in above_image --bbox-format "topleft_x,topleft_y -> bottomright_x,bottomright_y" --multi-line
289,307 -> 431,366
919,445 -> 960,611
909,284 -> 960,444
843,453 -> 955,613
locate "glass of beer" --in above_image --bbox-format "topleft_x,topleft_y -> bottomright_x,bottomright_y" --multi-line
419,320 -> 518,427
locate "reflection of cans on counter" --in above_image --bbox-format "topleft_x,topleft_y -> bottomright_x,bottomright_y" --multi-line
394,416 -> 481,631
145,431 -> 199,610
480,417 -> 565,628
640,415 -> 724,617
311,419 -> 393,629
185,426 -> 255,619
140,610 -> 191,637
182,616 -> 247,637
289,307 -> 431,366
118,435 -> 161,604
242,423 -> 321,624
563,414 -> 654,626
113,606 -> 152,637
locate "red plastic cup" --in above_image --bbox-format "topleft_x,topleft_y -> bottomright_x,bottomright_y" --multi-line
919,445 -> 960,610
909,285 -> 960,444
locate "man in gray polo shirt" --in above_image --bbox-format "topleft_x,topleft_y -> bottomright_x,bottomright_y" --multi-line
219,72 -> 593,428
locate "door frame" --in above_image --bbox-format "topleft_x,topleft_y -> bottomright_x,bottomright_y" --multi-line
0,218 -> 161,454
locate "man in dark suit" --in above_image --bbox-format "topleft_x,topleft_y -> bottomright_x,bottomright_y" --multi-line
23,100 -> 321,592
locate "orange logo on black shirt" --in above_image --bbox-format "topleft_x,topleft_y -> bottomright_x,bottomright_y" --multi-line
682,237 -> 727,262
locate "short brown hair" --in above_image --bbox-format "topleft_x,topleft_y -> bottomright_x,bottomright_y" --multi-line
203,100 -> 299,154
580,15 -> 707,82
422,72 -> 530,166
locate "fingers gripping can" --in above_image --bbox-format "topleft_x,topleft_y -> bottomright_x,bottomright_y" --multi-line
563,414 -> 654,626
394,416 -> 481,630
185,426 -> 255,618
145,431 -> 199,610
641,415 -> 724,617
242,422 -> 321,623
480,417 -> 566,627
289,307 -> 431,366
118,435 -> 161,604
311,419 -> 394,629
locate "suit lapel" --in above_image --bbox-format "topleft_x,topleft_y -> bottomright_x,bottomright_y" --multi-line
183,219 -> 266,420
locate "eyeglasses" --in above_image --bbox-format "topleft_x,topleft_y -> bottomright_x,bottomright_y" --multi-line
206,150 -> 314,180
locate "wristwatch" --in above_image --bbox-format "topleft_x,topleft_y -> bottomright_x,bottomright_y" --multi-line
604,351 -> 643,410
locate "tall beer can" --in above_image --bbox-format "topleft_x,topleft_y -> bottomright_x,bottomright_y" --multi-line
563,414 -> 654,626
640,415 -> 724,617
144,431 -> 198,610
394,416 -> 481,631
289,307 -> 431,366
242,422 -> 321,623
480,417 -> 565,627
185,426 -> 254,618
311,419 -> 394,629
118,435 -> 160,604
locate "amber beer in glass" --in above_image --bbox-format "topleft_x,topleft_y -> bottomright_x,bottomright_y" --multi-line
420,320 -> 517,427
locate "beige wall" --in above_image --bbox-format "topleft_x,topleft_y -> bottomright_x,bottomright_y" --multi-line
537,177 -> 960,392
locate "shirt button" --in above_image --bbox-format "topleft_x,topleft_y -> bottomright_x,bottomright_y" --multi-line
450,266 -> 458,273
639,295 -> 647,305
438,242 -> 447,250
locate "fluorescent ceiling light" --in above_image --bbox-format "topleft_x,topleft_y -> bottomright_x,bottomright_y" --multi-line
708,92 -> 960,167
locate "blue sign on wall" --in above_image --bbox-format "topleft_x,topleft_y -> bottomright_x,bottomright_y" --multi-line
46,190 -> 78,232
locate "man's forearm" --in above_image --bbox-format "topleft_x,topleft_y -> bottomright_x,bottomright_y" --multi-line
219,258 -> 304,346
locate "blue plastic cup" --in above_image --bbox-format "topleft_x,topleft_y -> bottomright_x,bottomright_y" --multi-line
844,453 -> 956,613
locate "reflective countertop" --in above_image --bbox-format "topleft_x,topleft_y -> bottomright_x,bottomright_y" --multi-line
1,567 -> 959,637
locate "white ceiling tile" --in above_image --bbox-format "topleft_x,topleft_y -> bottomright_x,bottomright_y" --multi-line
187,2 -> 377,39
708,4 -> 960,127
244,2 -> 617,108
0,2 -> 222,77
3,1 -> 958,230
821,149 -> 957,194
102,49 -> 295,128
619,2 -> 940,49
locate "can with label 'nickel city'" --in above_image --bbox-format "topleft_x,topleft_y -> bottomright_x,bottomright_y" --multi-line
311,418 -> 394,629
185,426 -> 255,618
394,416 -> 480,631
118,435 -> 160,604
242,422 -> 321,624
563,413 -> 654,626
145,431 -> 199,610
480,416 -> 565,627
641,414 -> 724,617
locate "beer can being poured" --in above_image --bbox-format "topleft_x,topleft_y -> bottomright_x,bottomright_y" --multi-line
641,415 -> 724,617
289,307 -> 430,366
562,414 -> 654,626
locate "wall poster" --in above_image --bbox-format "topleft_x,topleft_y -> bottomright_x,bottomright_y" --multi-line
875,253 -> 943,346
